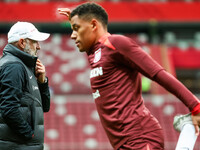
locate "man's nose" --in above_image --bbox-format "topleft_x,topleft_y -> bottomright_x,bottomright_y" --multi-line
71,31 -> 77,40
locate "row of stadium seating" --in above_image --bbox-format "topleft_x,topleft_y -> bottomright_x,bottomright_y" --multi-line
1,33 -> 200,94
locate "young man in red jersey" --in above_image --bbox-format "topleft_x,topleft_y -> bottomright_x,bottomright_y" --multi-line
58,3 -> 200,150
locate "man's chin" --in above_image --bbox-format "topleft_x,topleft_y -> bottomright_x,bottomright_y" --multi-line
79,48 -> 86,53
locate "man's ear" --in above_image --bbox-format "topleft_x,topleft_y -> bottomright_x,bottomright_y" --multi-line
91,19 -> 98,31
17,39 -> 25,50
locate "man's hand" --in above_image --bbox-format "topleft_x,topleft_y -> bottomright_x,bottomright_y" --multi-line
191,113 -> 200,136
58,8 -> 71,18
35,59 -> 46,83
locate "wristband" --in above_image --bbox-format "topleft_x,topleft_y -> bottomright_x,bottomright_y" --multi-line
191,103 -> 200,115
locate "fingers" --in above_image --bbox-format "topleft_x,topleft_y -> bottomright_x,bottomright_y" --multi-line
194,124 -> 199,136
192,114 -> 200,136
36,60 -> 44,68
35,59 -> 46,83
36,59 -> 45,73
58,8 -> 71,17
37,59 -> 41,63
36,65 -> 45,72
36,59 -> 41,65
35,66 -> 46,82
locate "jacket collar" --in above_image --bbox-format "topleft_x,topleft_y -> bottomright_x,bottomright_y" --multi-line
3,44 -> 37,68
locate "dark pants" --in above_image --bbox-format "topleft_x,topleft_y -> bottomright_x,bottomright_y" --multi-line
0,140 -> 43,150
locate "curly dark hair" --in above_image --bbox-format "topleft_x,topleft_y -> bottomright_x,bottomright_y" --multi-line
70,2 -> 108,28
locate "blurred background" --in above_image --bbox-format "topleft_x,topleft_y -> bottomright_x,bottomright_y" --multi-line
1,0 -> 200,149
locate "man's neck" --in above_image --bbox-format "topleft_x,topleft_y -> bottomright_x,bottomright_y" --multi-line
95,28 -> 108,44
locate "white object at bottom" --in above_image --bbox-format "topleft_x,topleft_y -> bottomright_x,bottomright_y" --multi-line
175,124 -> 197,150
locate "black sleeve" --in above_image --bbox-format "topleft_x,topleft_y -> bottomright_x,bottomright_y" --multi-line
38,77 -> 50,112
0,63 -> 34,140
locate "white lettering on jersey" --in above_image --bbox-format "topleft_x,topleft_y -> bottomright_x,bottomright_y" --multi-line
93,48 -> 101,63
92,90 -> 100,100
90,67 -> 103,78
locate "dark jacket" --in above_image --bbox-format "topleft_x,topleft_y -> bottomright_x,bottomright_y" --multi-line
0,44 -> 50,150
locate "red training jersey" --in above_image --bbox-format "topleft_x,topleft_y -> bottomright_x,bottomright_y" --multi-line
87,33 -> 165,149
